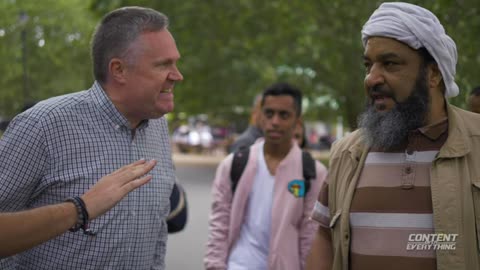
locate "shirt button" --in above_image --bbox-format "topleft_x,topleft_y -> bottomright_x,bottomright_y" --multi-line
131,211 -> 136,217
405,167 -> 412,174
115,125 -> 120,130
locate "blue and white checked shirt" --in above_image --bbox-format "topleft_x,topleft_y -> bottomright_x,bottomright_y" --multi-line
0,82 -> 175,269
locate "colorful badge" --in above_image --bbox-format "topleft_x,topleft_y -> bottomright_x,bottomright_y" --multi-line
288,179 -> 306,198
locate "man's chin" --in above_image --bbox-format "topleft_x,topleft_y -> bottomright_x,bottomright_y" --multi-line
148,110 -> 172,120
264,137 -> 292,147
157,104 -> 175,116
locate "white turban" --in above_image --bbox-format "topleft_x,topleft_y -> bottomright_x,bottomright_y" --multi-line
361,2 -> 459,98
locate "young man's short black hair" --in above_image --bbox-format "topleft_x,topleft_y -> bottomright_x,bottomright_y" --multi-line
261,83 -> 302,116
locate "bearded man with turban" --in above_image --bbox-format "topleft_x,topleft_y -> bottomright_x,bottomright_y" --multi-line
306,2 -> 480,270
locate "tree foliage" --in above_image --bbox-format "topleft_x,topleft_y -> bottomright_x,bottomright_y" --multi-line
89,0 -> 480,129
0,0 -> 95,116
1,0 -> 479,131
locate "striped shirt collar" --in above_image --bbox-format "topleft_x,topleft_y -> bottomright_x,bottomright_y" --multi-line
417,117 -> 448,141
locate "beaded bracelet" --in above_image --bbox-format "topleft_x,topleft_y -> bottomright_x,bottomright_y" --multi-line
66,196 -> 94,235
75,197 -> 96,236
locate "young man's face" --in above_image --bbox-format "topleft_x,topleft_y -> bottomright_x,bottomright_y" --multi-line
122,29 -> 183,121
363,37 -> 425,112
261,95 -> 300,147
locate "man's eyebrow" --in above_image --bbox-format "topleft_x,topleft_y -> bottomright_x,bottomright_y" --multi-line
378,52 -> 402,60
263,108 -> 291,114
153,57 -> 180,65
153,59 -> 170,65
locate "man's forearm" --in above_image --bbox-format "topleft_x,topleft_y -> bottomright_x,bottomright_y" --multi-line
0,202 -> 77,257
0,159 -> 156,258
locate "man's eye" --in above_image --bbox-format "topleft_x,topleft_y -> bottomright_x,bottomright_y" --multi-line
156,61 -> 173,67
364,62 -> 372,73
384,61 -> 397,67
280,112 -> 289,119
264,111 -> 273,118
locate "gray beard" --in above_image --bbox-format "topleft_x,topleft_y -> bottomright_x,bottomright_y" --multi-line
358,71 -> 430,151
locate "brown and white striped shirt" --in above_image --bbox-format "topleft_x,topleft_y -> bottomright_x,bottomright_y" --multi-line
312,118 -> 448,270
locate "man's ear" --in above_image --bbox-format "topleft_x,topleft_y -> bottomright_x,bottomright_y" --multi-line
428,63 -> 443,90
109,58 -> 127,84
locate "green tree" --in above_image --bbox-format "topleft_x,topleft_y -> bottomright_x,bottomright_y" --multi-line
2,0 -> 478,130
0,0 -> 95,117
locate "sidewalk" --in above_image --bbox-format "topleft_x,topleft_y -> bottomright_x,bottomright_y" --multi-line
173,152 -> 225,166
173,150 -> 330,166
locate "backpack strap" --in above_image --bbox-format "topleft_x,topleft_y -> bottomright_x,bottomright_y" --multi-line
230,148 -> 316,195
230,147 -> 250,194
302,150 -> 316,194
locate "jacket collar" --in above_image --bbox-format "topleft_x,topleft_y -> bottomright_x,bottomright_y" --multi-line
347,131 -> 368,162
348,142 -> 365,161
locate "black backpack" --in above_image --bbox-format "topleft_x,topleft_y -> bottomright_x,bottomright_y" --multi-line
230,147 -> 316,195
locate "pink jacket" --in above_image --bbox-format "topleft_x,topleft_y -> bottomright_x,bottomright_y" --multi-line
204,141 -> 327,270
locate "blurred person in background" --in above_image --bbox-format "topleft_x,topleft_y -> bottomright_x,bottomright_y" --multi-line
205,83 -> 327,270
294,121 -> 308,149
229,94 -> 264,153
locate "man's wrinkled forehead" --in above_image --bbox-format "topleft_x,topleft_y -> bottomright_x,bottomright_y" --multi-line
363,36 -> 417,59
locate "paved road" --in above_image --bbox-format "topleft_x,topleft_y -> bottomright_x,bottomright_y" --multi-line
166,160 -> 218,270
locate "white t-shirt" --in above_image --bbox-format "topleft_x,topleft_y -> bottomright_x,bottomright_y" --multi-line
227,142 -> 275,270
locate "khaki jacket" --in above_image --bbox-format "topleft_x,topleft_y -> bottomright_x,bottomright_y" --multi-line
327,104 -> 480,270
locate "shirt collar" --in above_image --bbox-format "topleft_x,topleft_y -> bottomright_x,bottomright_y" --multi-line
417,117 -> 448,140
90,81 -> 132,130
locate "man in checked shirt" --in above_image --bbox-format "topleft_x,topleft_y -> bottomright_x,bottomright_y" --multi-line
0,6 -> 183,270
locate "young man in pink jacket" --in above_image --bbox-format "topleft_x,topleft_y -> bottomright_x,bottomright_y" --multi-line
205,83 -> 328,270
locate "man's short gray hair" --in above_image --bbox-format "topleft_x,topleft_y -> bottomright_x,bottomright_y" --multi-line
91,6 -> 169,83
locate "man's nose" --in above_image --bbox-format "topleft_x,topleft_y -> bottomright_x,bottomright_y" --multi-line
170,66 -> 183,81
364,63 -> 385,90
271,114 -> 281,126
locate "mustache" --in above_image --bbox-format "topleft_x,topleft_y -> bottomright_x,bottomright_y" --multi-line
368,85 -> 400,105
368,85 -> 394,98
